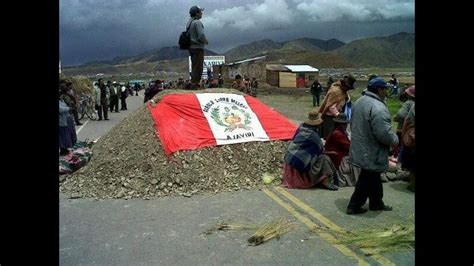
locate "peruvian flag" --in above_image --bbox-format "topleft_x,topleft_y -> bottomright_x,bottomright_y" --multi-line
148,93 -> 297,157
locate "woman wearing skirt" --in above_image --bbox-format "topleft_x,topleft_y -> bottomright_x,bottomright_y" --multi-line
59,94 -> 77,156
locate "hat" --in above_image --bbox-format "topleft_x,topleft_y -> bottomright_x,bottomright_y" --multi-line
368,74 -> 378,81
367,77 -> 388,90
333,113 -> 350,124
405,85 -> 415,98
342,75 -> 356,90
189,5 -> 204,15
304,110 -> 323,126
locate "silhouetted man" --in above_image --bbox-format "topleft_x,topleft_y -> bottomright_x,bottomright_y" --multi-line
186,5 -> 208,89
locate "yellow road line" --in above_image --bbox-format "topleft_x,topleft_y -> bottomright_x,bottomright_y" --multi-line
273,186 -> 395,266
261,188 -> 370,266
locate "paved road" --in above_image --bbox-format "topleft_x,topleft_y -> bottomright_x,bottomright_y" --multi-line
62,91 -> 414,265
75,91 -> 145,141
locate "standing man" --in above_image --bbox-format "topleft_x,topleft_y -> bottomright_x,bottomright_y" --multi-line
120,83 -> 128,110
109,81 -> 120,113
134,83 -> 140,96
326,76 -> 334,89
218,74 -> 224,88
95,78 -> 109,121
388,74 -> 399,96
346,77 -> 398,214
187,5 -> 208,90
310,79 -> 322,107
250,77 -> 258,97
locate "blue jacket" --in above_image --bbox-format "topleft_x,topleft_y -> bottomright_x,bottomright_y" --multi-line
349,91 -> 398,172
59,99 -> 71,127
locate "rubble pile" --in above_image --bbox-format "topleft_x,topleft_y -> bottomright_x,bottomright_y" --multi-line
60,89 -> 292,199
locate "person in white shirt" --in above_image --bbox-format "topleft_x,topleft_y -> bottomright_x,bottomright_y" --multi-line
120,83 -> 128,110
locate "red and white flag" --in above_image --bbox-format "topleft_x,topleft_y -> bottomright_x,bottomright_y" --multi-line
148,93 -> 297,157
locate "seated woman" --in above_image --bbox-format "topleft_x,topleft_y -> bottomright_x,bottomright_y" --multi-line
401,104 -> 415,192
282,110 -> 339,190
323,113 -> 360,187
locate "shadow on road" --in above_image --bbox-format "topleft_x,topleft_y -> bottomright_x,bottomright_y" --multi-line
389,182 -> 413,195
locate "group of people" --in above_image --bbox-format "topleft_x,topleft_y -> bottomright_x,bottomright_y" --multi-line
92,79 -> 136,120
231,74 -> 258,97
283,75 -> 415,215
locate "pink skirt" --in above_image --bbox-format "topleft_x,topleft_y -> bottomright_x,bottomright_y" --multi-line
282,163 -> 327,189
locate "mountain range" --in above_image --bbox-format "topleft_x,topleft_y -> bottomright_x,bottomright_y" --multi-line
63,32 -> 414,76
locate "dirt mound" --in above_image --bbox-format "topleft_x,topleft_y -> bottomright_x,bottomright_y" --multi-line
60,89 -> 292,199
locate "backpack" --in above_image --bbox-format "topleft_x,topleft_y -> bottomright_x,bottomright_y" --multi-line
178,19 -> 195,50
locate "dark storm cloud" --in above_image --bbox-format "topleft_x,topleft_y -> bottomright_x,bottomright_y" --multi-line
60,0 -> 414,65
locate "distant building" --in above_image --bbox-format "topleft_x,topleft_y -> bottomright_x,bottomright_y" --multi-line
213,56 -> 267,81
266,64 -> 319,88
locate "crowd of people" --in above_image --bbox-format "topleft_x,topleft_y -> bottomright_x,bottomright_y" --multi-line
92,79 -> 139,120
60,4 -> 415,217
283,75 -> 416,215
59,77 -> 150,154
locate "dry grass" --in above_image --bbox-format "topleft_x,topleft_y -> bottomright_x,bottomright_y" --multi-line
247,218 -> 295,246
328,222 -> 415,256
205,218 -> 296,246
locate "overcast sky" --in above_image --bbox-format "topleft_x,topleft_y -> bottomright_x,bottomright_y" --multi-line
60,0 -> 414,65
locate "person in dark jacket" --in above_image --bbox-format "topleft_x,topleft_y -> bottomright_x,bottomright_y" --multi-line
109,81 -> 120,113
326,76 -> 334,88
218,74 -> 224,88
144,80 -> 162,103
310,79 -> 323,107
186,5 -> 208,89
250,77 -> 258,97
346,77 -> 398,215
96,78 -> 109,120
134,83 -> 140,96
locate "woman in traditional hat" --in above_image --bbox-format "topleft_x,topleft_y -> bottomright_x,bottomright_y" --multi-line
393,85 -> 415,163
282,110 -> 339,190
324,113 -> 359,187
